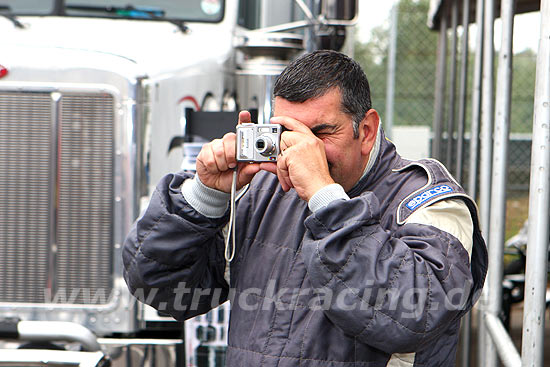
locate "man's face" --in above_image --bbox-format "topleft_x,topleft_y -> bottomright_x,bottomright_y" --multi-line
273,88 -> 377,192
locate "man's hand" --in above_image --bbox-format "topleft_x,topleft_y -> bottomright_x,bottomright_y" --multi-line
196,111 -> 261,193
260,116 -> 335,201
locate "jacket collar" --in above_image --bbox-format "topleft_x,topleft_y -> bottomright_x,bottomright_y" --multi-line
347,127 -> 398,197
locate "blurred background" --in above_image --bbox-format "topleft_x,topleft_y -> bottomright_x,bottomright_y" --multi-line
355,0 -> 537,239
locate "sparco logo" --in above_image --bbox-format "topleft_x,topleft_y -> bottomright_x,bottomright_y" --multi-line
406,185 -> 453,210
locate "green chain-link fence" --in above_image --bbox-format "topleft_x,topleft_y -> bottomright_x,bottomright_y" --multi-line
354,0 -> 537,196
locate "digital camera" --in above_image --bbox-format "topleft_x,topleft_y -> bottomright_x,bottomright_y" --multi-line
236,123 -> 282,162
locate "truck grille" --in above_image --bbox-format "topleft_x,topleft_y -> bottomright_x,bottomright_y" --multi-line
0,90 -> 114,305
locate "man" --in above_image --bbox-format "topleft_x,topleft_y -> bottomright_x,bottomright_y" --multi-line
123,50 -> 487,366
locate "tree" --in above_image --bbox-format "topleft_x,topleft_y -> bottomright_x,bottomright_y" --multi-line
511,49 -> 536,133
355,0 -> 438,126
354,0 -> 537,135
354,25 -> 389,119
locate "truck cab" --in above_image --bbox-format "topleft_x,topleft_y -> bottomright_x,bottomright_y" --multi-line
0,0 -> 356,365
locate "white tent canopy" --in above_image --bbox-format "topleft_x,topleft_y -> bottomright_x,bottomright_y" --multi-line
427,0 -> 540,29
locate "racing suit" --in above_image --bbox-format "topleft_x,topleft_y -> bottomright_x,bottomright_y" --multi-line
123,129 -> 488,366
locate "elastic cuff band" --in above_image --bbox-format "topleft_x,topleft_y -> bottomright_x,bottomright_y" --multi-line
181,175 -> 230,218
308,184 -> 350,213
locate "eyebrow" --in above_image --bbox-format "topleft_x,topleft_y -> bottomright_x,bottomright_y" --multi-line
310,123 -> 338,134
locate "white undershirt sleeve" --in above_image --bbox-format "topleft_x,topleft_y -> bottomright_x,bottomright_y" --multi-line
405,198 -> 474,260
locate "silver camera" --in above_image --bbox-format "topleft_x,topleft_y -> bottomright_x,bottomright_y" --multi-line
236,123 -> 282,162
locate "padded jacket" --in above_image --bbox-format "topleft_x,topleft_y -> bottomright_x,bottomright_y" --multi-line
123,132 -> 488,366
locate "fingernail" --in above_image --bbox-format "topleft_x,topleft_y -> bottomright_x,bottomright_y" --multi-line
228,162 -> 236,169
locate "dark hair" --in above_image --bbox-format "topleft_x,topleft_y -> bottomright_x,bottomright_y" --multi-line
273,50 -> 372,138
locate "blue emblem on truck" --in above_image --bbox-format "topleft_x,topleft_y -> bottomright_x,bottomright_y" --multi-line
406,185 -> 453,210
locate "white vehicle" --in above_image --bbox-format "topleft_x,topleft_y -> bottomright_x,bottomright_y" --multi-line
0,0 -> 356,365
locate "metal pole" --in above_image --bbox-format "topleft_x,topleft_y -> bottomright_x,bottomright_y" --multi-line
457,0 -> 472,363
479,0 -> 495,365
480,0 -> 494,240
385,3 -> 398,140
487,0 -> 515,364
303,0 -> 317,52
521,1 -> 550,365
432,1 -> 448,160
468,0 -> 484,200
456,0 -> 470,185
469,0 -> 485,362
446,0 -> 459,172
485,313 -> 522,367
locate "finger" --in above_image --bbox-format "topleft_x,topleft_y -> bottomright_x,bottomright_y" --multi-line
279,130 -> 306,150
196,142 -> 219,174
259,162 -> 277,175
237,163 -> 261,188
238,110 -> 252,125
276,154 -> 293,192
279,136 -> 288,152
210,138 -> 229,172
222,133 -> 237,169
270,115 -> 313,135
277,168 -> 292,192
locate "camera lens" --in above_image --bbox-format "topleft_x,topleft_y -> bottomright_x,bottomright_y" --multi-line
255,136 -> 275,156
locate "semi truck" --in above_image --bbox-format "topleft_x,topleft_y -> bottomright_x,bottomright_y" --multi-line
0,0 -> 356,365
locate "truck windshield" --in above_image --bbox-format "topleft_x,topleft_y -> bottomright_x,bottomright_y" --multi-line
0,0 -> 224,22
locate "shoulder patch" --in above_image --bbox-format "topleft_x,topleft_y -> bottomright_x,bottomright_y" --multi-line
405,184 -> 453,210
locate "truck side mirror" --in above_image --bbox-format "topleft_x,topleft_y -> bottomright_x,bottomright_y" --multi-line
321,0 -> 357,23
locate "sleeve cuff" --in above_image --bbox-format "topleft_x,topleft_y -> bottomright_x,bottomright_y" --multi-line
308,183 -> 350,213
181,175 -> 230,218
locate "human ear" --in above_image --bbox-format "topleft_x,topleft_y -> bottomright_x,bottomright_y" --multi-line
361,109 -> 380,156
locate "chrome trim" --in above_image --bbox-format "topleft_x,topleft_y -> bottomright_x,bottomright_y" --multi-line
261,75 -> 274,124
97,338 -> 183,346
0,350 -> 105,367
0,82 -> 139,334
17,321 -> 101,352
134,77 -> 149,210
48,92 -> 62,302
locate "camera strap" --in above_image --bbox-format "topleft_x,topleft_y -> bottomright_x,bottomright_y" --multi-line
224,167 -> 238,262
